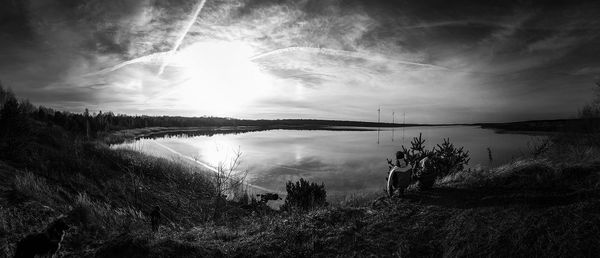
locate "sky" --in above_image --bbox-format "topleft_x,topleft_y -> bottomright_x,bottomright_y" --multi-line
1,0 -> 600,123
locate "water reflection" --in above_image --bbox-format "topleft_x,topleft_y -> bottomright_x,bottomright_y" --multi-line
114,126 -> 542,199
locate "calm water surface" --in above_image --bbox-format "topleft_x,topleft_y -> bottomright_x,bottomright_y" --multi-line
113,126 -> 543,198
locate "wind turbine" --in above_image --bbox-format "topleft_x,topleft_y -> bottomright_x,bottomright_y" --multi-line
403,112 -> 406,144
377,106 -> 381,144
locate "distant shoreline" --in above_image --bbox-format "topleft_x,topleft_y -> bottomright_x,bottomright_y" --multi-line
102,124 -> 447,144
104,118 -> 584,144
475,118 -> 585,133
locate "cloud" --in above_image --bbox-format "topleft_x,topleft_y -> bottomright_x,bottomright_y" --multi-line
1,0 -> 600,122
572,67 -> 600,76
527,35 -> 581,52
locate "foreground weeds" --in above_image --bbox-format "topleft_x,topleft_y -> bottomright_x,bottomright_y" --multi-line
440,157 -> 600,192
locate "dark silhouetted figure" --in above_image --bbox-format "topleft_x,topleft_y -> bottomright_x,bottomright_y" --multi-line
387,152 -> 411,196
14,218 -> 69,258
150,206 -> 162,232
395,151 -> 405,166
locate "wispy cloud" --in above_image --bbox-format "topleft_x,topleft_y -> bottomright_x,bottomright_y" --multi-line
1,0 -> 599,122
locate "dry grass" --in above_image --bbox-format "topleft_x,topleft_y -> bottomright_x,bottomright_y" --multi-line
0,201 -> 62,256
73,193 -> 146,232
438,157 -> 600,192
439,158 -> 554,188
13,171 -> 65,206
334,191 -> 384,207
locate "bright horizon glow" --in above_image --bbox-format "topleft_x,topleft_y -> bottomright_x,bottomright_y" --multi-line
156,41 -> 275,115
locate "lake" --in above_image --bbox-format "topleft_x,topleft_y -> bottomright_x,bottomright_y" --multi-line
112,126 -> 544,199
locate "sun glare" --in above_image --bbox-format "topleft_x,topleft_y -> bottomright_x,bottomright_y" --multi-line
199,136 -> 240,168
167,41 -> 272,115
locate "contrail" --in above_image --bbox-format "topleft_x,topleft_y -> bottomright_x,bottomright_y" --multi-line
250,46 -> 449,70
282,73 -> 337,79
84,0 -> 208,77
83,52 -> 169,77
157,0 -> 208,75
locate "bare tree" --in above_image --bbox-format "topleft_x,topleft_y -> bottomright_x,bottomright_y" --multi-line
210,148 -> 248,219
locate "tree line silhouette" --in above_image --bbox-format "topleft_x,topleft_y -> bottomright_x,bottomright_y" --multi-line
1,84 -> 249,138
0,83 -> 419,140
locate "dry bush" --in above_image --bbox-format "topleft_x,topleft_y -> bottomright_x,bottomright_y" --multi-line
281,178 -> 327,211
204,148 -> 249,221
211,148 -> 248,201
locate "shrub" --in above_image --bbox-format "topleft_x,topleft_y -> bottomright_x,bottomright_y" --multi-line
431,138 -> 470,177
395,133 -> 470,190
282,178 -> 327,211
400,133 -> 432,170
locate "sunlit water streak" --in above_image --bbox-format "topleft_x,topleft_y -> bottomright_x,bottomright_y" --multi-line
149,140 -> 277,193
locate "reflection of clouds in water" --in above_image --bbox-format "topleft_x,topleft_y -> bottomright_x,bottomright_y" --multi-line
247,156 -> 333,190
249,156 -> 388,195
274,157 -> 333,175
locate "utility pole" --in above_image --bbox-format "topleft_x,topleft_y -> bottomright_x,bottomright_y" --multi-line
392,111 -> 395,142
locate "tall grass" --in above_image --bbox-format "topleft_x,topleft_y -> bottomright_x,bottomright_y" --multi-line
72,193 -> 146,233
333,191 -> 384,208
13,171 -> 64,206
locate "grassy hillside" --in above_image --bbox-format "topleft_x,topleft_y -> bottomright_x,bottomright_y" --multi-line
0,128 -> 220,256
84,157 -> 600,257
0,87 -> 219,255
1,85 -> 600,257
